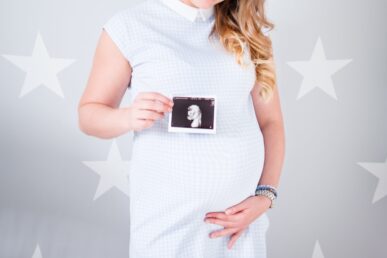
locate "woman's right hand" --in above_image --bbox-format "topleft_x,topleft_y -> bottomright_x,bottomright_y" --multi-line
122,92 -> 174,132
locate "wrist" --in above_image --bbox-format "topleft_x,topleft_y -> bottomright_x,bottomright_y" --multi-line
254,184 -> 278,209
253,195 -> 272,209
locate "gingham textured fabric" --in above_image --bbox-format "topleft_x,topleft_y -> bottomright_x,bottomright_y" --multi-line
102,0 -> 270,257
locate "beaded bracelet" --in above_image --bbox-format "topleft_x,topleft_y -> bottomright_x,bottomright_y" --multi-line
255,184 -> 278,198
254,189 -> 276,208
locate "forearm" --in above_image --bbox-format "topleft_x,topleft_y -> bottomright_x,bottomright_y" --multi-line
78,103 -> 130,139
257,122 -> 286,189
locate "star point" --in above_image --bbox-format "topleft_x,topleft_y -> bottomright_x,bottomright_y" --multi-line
31,244 -> 43,258
358,158 -> 387,204
312,240 -> 325,258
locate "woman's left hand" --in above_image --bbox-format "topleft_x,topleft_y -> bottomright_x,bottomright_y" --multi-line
204,195 -> 271,250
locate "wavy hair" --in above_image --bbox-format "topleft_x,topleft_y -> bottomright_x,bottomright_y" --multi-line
209,0 -> 277,103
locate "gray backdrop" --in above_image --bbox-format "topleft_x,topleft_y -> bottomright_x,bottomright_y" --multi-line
1,0 -> 386,257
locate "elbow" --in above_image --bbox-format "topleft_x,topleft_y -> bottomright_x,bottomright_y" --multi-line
77,104 -> 114,140
78,118 -> 88,136
77,104 -> 91,136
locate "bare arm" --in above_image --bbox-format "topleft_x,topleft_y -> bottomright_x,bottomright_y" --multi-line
78,29 -> 173,139
250,82 -> 286,189
78,29 -> 133,139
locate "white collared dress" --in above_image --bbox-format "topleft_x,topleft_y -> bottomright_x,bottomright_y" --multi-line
103,0 -> 270,257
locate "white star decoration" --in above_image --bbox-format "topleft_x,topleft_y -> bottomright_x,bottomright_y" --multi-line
83,139 -> 131,200
1,31 -> 76,98
312,240 -> 325,258
31,244 -> 42,258
287,36 -> 352,100
358,158 -> 387,204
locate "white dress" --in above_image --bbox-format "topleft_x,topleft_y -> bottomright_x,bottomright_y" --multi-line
102,0 -> 270,257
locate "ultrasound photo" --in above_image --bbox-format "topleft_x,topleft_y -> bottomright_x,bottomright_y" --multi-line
167,95 -> 217,134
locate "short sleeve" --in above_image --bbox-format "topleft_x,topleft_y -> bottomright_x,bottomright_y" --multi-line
102,10 -> 134,62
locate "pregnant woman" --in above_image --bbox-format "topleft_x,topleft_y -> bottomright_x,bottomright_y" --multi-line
78,0 -> 285,257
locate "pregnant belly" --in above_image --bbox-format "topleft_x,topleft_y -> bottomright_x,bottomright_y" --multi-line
129,131 -> 264,212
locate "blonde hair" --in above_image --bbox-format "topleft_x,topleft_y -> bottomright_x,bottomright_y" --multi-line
209,0 -> 277,103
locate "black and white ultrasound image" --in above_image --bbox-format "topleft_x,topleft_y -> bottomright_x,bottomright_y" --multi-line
170,96 -> 215,130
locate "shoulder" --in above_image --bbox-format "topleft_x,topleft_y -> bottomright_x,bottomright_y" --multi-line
103,0 -> 167,43
101,0 -> 158,62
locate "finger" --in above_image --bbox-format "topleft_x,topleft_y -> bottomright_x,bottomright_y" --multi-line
209,227 -> 238,239
225,201 -> 248,215
205,212 -> 229,220
224,211 -> 246,223
137,99 -> 172,113
136,119 -> 154,130
138,92 -> 173,106
227,230 -> 244,249
204,217 -> 236,228
136,109 -> 165,121
205,211 -> 246,224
